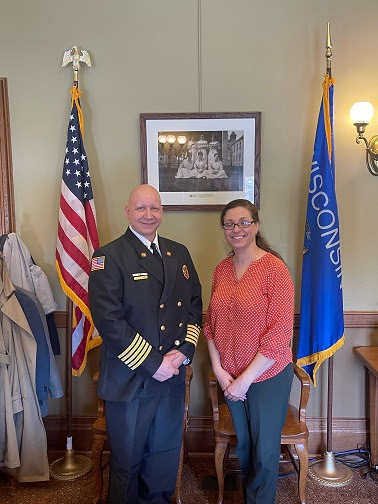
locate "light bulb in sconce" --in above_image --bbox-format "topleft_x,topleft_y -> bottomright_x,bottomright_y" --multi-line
350,102 -> 374,125
158,135 -> 167,153
166,134 -> 176,146
177,135 -> 187,146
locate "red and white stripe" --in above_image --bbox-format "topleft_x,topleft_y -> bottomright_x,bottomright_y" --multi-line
56,177 -> 100,375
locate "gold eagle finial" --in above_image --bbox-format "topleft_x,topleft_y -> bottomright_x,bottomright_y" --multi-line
61,46 -> 92,83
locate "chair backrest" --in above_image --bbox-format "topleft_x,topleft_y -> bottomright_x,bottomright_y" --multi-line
183,366 -> 193,430
208,364 -> 310,504
92,371 -> 104,418
293,364 -> 310,424
209,363 -> 310,429
93,366 -> 194,423
209,370 -> 223,429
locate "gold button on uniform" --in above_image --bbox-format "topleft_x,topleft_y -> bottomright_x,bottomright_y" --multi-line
177,301 -> 182,307
178,322 -> 183,328
159,345 -> 163,351
160,303 -> 165,309
174,340 -> 180,346
160,325 -> 166,331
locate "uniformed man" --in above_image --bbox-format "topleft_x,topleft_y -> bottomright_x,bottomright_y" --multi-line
88,184 -> 202,504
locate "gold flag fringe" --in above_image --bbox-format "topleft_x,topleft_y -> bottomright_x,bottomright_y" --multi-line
296,334 -> 345,387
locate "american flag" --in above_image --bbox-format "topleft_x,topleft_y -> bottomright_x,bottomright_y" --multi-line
56,86 -> 101,376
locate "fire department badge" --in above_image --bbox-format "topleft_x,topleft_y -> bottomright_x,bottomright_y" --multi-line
182,264 -> 189,279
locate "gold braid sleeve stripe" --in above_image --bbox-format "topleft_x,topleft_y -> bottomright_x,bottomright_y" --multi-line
185,335 -> 198,346
187,326 -> 200,335
185,324 -> 201,346
126,340 -> 151,370
118,333 -> 152,370
186,331 -> 199,342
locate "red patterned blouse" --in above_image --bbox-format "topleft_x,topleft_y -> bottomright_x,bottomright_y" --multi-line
204,252 -> 294,382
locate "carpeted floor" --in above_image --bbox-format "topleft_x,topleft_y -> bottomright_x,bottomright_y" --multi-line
0,455 -> 377,503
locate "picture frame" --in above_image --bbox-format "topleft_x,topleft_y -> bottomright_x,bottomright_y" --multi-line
140,112 -> 261,211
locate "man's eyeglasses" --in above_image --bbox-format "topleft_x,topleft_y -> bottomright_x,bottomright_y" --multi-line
222,220 -> 255,230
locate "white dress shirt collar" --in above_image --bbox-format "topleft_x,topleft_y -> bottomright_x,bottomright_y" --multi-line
129,227 -> 160,254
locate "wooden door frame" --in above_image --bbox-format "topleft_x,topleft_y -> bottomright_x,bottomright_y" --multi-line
0,77 -> 15,234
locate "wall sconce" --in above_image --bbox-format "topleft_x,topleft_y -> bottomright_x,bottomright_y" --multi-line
158,133 -> 186,156
157,134 -> 187,169
350,101 -> 378,176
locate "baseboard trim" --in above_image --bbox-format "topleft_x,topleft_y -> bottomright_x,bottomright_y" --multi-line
44,416 -> 96,452
45,415 -> 369,456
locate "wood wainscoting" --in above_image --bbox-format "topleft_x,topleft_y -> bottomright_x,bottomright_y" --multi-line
50,310 -> 377,456
44,415 -> 369,458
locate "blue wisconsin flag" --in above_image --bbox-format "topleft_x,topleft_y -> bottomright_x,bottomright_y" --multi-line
297,74 -> 344,386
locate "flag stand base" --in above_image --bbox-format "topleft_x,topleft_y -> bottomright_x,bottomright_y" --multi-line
309,451 -> 353,487
50,449 -> 93,481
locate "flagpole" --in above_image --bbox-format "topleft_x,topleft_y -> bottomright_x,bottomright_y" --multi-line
326,357 -> 334,453
325,21 -> 335,456
50,47 -> 93,480
66,297 -> 73,444
308,24 -> 352,487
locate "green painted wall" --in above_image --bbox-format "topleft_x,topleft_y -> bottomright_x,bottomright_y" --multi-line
0,0 -> 377,419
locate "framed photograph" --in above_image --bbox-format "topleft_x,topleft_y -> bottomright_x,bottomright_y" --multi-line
140,112 -> 261,210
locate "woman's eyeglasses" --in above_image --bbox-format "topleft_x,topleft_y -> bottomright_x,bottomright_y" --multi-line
222,220 -> 255,230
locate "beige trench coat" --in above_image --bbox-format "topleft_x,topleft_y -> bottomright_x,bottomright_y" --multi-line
0,257 -> 49,481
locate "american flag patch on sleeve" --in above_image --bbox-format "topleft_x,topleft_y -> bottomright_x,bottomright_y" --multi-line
91,256 -> 105,271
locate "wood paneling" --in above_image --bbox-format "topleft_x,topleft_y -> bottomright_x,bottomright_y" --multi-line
54,310 -> 68,328
50,310 -> 376,457
44,415 -> 368,457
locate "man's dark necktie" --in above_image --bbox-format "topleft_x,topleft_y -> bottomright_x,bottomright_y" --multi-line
151,242 -> 163,265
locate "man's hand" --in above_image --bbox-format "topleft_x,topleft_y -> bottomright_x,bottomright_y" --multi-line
165,349 -> 187,368
152,353 -> 180,382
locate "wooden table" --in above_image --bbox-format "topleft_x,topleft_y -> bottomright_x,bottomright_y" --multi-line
354,346 -> 378,468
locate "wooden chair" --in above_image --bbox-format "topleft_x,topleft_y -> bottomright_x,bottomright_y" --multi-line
91,371 -> 107,504
209,364 -> 310,504
92,366 -> 193,504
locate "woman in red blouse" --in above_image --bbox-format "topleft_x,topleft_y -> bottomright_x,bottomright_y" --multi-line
204,199 -> 294,504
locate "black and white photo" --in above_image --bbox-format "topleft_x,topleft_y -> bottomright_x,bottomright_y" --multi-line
140,112 -> 261,210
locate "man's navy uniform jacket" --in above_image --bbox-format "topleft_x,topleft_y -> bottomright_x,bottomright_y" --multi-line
88,228 -> 202,401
